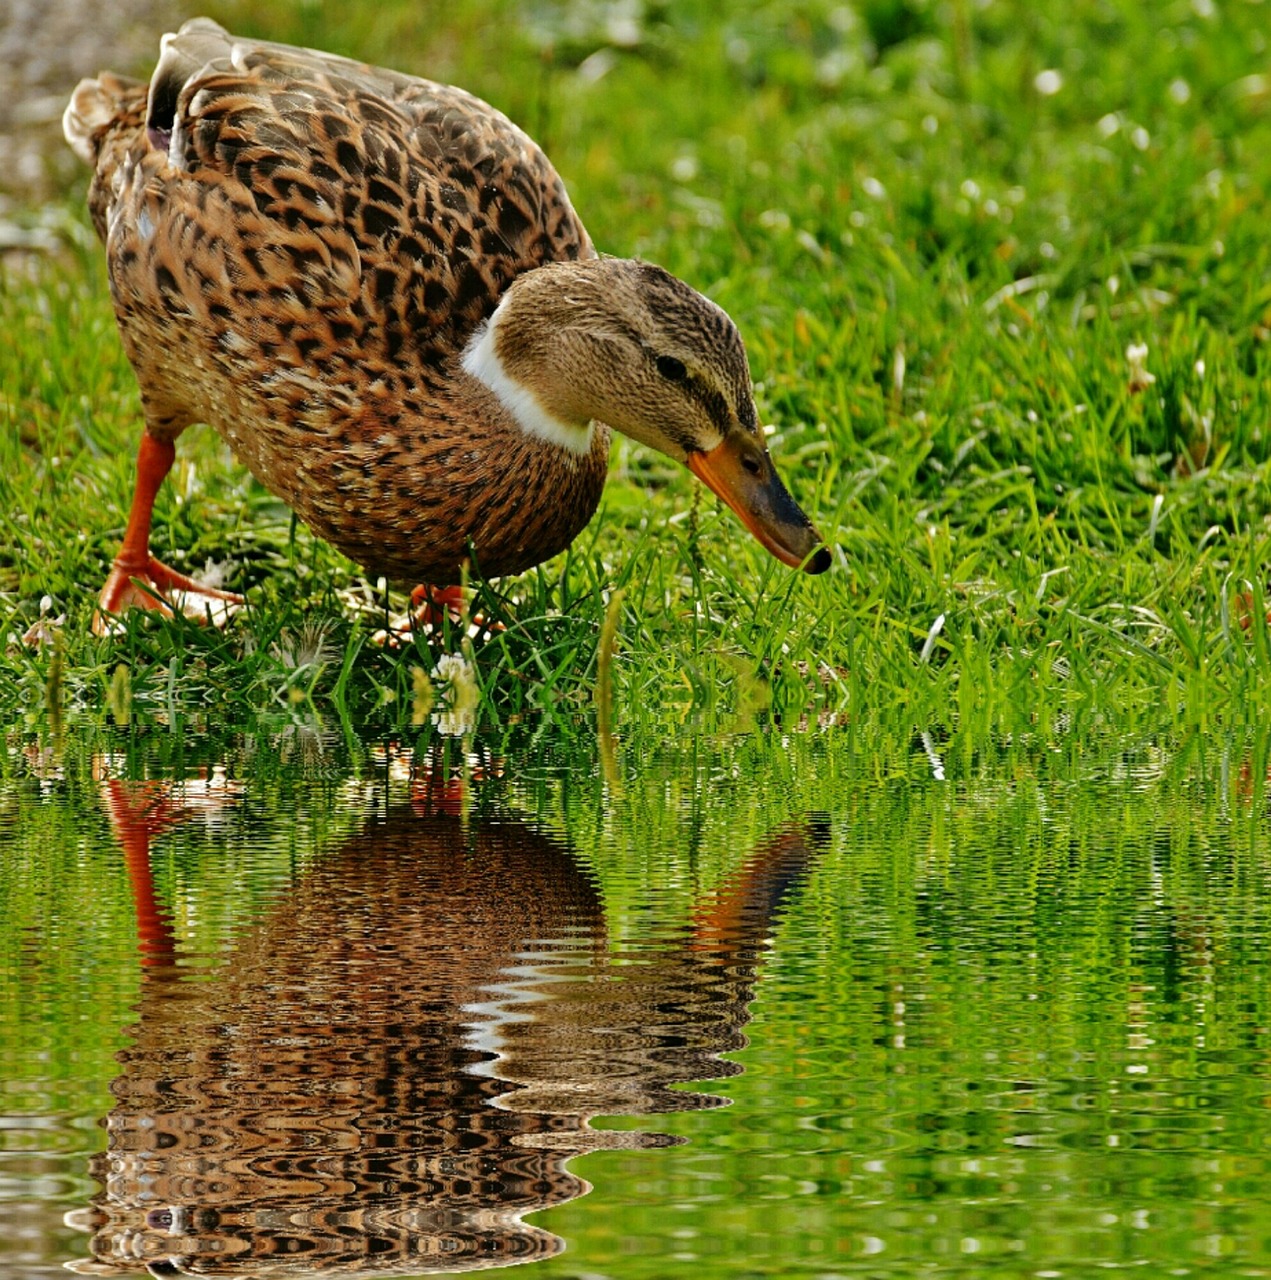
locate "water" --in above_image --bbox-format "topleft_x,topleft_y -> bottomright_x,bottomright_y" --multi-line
3,722 -> 1270,1278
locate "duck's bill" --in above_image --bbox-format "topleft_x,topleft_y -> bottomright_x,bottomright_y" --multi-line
688,438 -> 831,574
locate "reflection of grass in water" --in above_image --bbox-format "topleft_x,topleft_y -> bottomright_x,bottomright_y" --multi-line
4,0 -> 1271,730
4,718 -> 1271,1275
547,724 -> 1271,1277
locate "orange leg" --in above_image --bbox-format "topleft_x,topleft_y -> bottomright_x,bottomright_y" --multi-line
95,432 -> 243,635
410,583 -> 468,630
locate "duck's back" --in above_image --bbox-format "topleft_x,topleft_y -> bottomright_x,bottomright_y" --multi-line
70,19 -> 593,361
65,20 -> 609,584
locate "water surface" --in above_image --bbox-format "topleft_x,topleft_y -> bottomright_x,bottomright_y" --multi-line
3,722 -> 1270,1278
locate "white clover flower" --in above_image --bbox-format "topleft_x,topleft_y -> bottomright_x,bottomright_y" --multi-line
1126,343 -> 1156,393
431,652 -> 469,683
669,153 -> 698,183
430,652 -> 479,737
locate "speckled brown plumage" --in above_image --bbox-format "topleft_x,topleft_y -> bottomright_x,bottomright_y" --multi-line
66,20 -> 829,624
69,19 -> 606,585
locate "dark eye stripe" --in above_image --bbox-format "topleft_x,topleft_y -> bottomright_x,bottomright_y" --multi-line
682,376 -> 733,434
655,354 -> 687,381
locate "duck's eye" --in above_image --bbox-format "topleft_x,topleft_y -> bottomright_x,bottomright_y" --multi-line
655,355 -> 687,381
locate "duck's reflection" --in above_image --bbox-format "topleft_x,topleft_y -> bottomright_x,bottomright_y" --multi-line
71,771 -> 827,1276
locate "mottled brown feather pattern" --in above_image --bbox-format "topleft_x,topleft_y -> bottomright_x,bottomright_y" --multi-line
74,19 -> 608,584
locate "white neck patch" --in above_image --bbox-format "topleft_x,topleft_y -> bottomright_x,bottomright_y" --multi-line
461,303 -> 595,457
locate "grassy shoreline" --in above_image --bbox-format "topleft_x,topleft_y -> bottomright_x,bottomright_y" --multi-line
4,0 -> 1271,731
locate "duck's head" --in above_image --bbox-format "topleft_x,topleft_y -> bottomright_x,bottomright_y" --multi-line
463,257 -> 831,574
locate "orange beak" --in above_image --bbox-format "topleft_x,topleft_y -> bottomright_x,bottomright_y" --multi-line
687,435 -> 831,573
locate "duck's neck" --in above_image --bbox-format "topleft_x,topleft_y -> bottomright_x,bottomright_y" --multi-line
461,297 -> 596,457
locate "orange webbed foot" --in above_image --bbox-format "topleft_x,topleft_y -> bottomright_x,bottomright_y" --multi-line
411,583 -> 506,637
410,583 -> 467,631
94,431 -> 245,635
94,555 -> 245,636
1234,591 -> 1271,633
367,585 -> 505,648
367,584 -> 464,648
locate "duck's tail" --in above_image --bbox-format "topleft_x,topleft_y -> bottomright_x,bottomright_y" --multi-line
64,72 -> 148,242
64,20 -> 237,243
63,72 -> 147,167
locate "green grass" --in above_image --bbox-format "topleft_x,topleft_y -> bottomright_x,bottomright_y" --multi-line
4,0 -> 1271,732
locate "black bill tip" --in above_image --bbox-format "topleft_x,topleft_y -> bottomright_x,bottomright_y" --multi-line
806,545 -> 832,574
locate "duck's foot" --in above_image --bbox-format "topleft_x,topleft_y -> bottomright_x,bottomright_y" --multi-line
411,584 -> 506,637
1234,592 -> 1271,632
94,555 -> 245,636
370,586 -> 471,649
410,584 -> 467,631
366,585 -> 505,649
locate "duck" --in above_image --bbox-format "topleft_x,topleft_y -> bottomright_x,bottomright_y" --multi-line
64,18 -> 830,633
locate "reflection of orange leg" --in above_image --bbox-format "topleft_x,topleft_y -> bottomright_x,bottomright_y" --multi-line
1237,757 -> 1271,806
408,754 -> 504,818
95,432 -> 243,635
99,779 -> 180,967
410,769 -> 467,818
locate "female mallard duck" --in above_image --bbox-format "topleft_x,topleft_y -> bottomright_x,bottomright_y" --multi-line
65,19 -> 830,631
